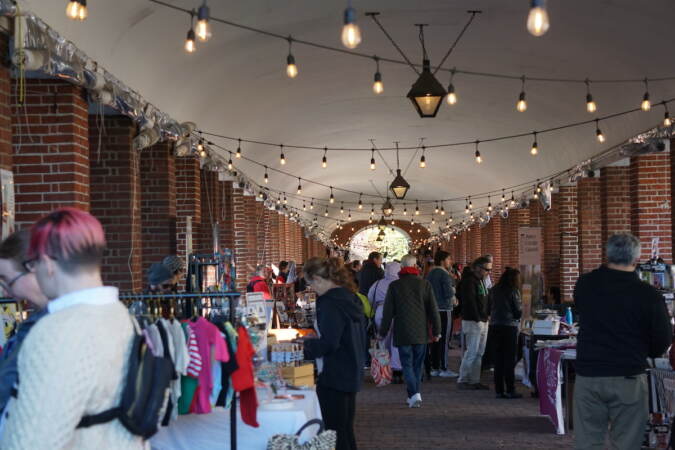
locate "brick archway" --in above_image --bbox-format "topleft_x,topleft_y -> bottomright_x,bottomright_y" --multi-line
330,220 -> 431,248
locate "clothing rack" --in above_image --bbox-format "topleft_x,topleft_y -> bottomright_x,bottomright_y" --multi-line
119,291 -> 241,450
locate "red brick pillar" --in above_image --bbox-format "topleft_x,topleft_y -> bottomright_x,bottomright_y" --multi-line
468,224 -> 481,262
280,215 -> 290,261
577,177 -> 602,274
0,35 -> 11,172
559,185 -> 579,302
270,212 -> 281,265
175,156 -> 201,266
630,153 -> 672,262
256,201 -> 270,265
221,181 -> 234,251
544,193 -> 561,296
140,142 -> 176,272
457,230 -> 468,264
89,116 -> 141,292
12,79 -> 89,227
231,186 -> 258,290
600,165 -> 630,259
485,218 -> 502,279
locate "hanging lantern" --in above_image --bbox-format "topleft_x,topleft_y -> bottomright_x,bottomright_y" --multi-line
382,198 -> 394,217
407,59 -> 446,118
389,169 -> 410,199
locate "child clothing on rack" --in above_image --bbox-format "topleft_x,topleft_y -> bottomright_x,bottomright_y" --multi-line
232,326 -> 258,428
187,317 -> 230,414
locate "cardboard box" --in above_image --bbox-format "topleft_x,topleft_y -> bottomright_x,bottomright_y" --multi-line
291,374 -> 315,387
281,363 -> 314,379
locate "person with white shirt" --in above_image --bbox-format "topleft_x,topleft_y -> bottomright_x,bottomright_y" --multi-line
0,208 -> 146,450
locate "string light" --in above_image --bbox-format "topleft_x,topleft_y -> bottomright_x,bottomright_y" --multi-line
403,206 -> 408,216
510,192 -> 516,207
283,193 -> 288,204
279,145 -> 286,165
341,1 -> 362,49
236,139 -> 242,158
533,186 -> 539,200
446,68 -> 458,105
197,138 -> 204,153
371,205 -> 375,216
434,203 -> 439,214
415,202 -> 420,215
464,200 -> 469,214
663,102 -> 672,127
196,1 -> 212,42
527,0 -> 550,37
340,202 -> 345,214
325,208 -> 329,217
286,38 -> 298,78
595,119 -> 605,143
185,12 -> 196,53
310,198 -> 314,209
297,178 -> 303,194
302,202 -> 306,211
358,195 -> 363,209
488,197 -> 493,212
585,79 -> 597,113
227,155 -> 233,170
475,141 -> 482,164
370,148 -> 376,170
517,76 -> 528,112
264,166 -> 269,183
641,78 -> 651,111
431,216 -> 436,225
348,211 -> 352,220
372,57 -> 383,94
531,132 -> 539,156
419,146 -> 427,168
66,0 -> 87,21
440,205 -> 446,216
329,187 -> 335,203
536,181 -> 542,193
501,190 -> 506,202
322,147 -> 328,168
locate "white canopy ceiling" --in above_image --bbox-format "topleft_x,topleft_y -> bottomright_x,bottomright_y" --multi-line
22,0 -> 675,230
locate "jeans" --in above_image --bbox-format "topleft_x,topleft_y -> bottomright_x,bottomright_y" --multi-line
458,320 -> 488,384
431,311 -> 452,371
317,385 -> 358,450
398,344 -> 427,398
489,325 -> 518,394
573,374 -> 648,450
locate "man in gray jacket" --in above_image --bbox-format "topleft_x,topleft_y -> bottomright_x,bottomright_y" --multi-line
380,255 -> 441,408
426,250 -> 458,378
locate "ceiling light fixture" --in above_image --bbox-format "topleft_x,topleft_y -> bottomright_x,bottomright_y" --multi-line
527,0 -> 550,37
531,132 -> 539,155
446,68 -> 458,105
196,1 -> 212,42
641,78 -> 651,111
341,1 -> 362,49
329,187 -> 335,203
264,166 -> 268,183
595,119 -> 605,143
297,178 -> 303,194
322,147 -> 328,168
66,0 -> 87,21
475,140 -> 482,164
370,148 -> 376,170
372,57 -> 384,94
236,138 -> 242,158
516,76 -> 528,112
419,146 -> 427,168
407,25 -> 446,118
389,142 -> 410,199
585,79 -> 596,113
279,145 -> 286,165
286,38 -> 298,78
382,198 -> 394,217
185,11 -> 197,53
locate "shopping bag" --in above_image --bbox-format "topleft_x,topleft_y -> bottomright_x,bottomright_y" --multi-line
267,419 -> 337,450
369,341 -> 392,387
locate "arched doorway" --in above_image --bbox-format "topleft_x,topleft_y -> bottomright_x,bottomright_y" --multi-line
349,226 -> 411,263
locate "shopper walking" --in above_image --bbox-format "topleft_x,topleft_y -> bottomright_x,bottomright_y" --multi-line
358,252 -> 384,296
457,257 -> 491,390
0,230 -> 48,415
368,261 -> 402,382
303,257 -> 366,450
1,208 -> 145,449
426,250 -> 457,378
573,233 -> 671,450
247,265 -> 272,300
380,255 -> 441,408
487,268 -> 523,399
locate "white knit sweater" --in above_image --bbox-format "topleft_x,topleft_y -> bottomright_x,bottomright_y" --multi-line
0,300 -> 147,450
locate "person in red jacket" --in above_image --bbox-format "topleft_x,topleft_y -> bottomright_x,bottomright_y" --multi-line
247,265 -> 271,299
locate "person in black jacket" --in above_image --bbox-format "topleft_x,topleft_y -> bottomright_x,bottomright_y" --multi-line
303,257 -> 366,450
487,268 -> 522,399
358,252 -> 384,296
457,257 -> 491,390
573,233 -> 672,450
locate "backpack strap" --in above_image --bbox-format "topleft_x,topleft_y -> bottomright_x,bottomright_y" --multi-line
77,407 -> 121,428
295,419 -> 325,436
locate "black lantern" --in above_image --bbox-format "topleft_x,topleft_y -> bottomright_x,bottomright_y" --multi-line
382,198 -> 394,217
407,59 -> 446,118
390,169 -> 410,200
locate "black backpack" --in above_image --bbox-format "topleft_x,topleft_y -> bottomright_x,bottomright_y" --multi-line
77,318 -> 174,439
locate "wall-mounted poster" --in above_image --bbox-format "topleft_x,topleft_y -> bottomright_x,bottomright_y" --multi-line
0,169 -> 14,240
518,227 -> 542,266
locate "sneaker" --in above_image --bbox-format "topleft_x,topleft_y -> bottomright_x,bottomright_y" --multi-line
438,370 -> 459,378
472,383 -> 490,390
504,392 -> 523,399
407,393 -> 422,408
430,370 -> 440,377
458,382 -> 474,390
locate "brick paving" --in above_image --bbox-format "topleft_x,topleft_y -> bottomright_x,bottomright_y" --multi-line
354,350 -> 574,450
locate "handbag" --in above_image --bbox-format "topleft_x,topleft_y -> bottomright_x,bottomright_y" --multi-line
267,419 -> 337,450
369,340 -> 392,387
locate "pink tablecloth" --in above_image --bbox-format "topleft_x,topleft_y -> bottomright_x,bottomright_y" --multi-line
536,348 -> 565,435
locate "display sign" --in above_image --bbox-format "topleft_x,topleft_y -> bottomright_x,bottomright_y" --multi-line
519,227 -> 542,266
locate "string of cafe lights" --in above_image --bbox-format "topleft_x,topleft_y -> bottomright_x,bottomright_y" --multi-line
102,0 -> 675,117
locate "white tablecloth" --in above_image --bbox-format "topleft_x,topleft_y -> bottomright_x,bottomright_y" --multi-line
151,389 -> 321,450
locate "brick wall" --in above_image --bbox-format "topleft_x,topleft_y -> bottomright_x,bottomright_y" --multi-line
485,218 -> 502,278
221,180 -> 234,251
600,166 -> 630,259
140,141 -> 176,272
89,116 -> 142,292
468,224 -> 481,262
577,177 -> 602,273
543,193 -> 561,294
457,231 -> 467,265
559,185 -> 579,302
0,34 -> 11,171
175,156 -> 201,265
12,79 -> 89,227
630,153 -> 672,262
270,211 -> 281,264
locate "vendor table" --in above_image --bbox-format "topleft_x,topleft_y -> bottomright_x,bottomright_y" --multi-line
150,389 -> 321,450
520,329 -> 569,394
536,347 -> 576,435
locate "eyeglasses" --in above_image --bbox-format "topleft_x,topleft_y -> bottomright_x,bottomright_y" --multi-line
0,271 -> 28,294
480,266 -> 492,272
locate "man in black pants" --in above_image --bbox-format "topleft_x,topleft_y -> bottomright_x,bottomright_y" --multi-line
426,250 -> 458,378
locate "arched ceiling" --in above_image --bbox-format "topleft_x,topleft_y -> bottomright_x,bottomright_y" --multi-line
23,0 -> 675,234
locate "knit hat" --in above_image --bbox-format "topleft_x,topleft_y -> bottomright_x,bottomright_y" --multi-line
148,263 -> 172,286
162,255 -> 185,274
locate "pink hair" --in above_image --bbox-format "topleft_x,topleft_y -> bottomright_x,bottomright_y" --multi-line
28,208 -> 106,268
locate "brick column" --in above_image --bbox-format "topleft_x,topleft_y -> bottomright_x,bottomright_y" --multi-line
221,181 -> 234,251
577,177 -> 602,274
12,79 -> 89,227
232,187 -> 258,290
89,116 -> 141,291
270,212 -> 281,265
559,185 -> 579,302
0,35 -> 11,172
468,224 -> 481,262
543,193 -> 561,296
256,201 -> 270,265
457,230 -> 468,264
507,209 -> 530,268
600,165 -> 630,259
140,142 -> 176,272
484,218 -> 502,279
175,156 -> 201,265
630,153 -> 672,262
198,169 -> 223,254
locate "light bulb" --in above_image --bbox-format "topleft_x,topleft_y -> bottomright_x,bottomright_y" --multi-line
358,200 -> 363,209
66,0 -> 81,20
199,149 -> 207,158
531,140 -> 538,155
196,4 -> 211,42
286,54 -> 298,78
227,158 -> 233,170
440,207 -> 445,216
586,94 -> 596,113
475,150 -> 482,164
310,200 -> 314,210
373,72 -> 384,95
370,157 -> 376,170
446,84 -> 457,105
341,8 -> 362,49
641,92 -> 651,111
330,193 -> 335,203
322,155 -> 327,168
419,154 -> 426,168
280,153 -> 286,165
527,0 -> 550,37
235,146 -> 241,158
185,29 -> 197,53
665,112 -> 672,127
77,0 -> 88,20
516,92 -> 527,112
596,128 -> 605,143
264,173 -> 268,183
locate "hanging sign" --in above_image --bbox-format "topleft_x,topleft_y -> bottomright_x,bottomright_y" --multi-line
519,227 -> 542,266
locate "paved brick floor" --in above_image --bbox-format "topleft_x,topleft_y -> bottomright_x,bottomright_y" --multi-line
354,350 -> 574,450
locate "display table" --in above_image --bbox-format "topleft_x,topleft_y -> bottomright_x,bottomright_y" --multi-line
536,347 -> 576,435
151,389 -> 321,450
